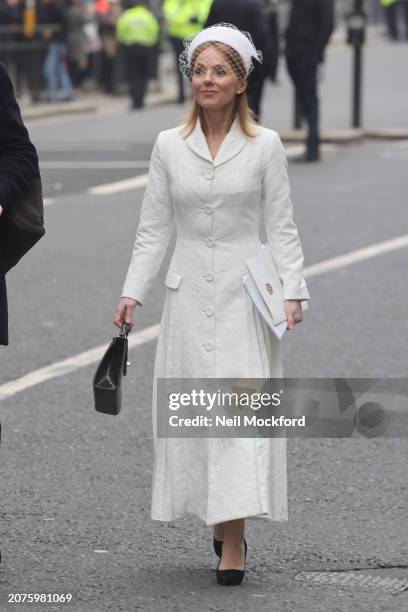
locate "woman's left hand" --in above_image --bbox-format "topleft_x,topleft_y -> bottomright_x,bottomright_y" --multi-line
284,299 -> 303,330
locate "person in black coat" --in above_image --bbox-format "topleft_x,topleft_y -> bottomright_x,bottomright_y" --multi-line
205,0 -> 268,121
284,0 -> 334,162
0,61 -> 40,346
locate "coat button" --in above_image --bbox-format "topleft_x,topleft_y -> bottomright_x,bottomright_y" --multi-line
204,272 -> 214,282
204,205 -> 213,215
203,341 -> 214,351
204,306 -> 214,317
204,170 -> 214,180
205,237 -> 215,247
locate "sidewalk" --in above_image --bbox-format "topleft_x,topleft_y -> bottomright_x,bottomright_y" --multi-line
20,81 -> 179,121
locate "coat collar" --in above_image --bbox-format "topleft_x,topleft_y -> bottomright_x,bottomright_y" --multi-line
184,116 -> 248,167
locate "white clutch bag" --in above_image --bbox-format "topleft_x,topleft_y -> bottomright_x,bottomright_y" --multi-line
243,242 -> 308,340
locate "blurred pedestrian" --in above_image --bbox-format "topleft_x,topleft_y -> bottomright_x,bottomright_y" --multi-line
379,0 -> 408,40
96,0 -> 121,93
0,62 -> 41,346
0,0 -> 45,102
163,0 -> 213,103
263,0 -> 280,84
0,0 -> 24,89
116,0 -> 159,109
284,0 -> 334,162
66,0 -> 88,88
205,0 -> 268,121
147,0 -> 163,89
82,0 -> 102,88
38,0 -> 74,101
113,23 -> 310,587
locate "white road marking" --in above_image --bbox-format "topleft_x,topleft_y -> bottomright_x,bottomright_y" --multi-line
40,161 -> 150,169
44,198 -> 55,207
88,174 -> 148,195
330,178 -> 377,193
1,232 -> 408,401
304,233 -> 408,277
0,324 -> 159,401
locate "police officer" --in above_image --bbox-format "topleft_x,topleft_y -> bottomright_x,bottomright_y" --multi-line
285,0 -> 334,162
163,0 -> 213,104
116,0 -> 160,109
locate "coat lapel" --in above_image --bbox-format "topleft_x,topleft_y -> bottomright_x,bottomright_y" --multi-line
184,118 -> 213,163
213,117 -> 248,168
184,117 -> 248,167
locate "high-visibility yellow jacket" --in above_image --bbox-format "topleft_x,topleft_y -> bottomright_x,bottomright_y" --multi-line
163,0 -> 213,39
116,6 -> 160,47
379,0 -> 399,7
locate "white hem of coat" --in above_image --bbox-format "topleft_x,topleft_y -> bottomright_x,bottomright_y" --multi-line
150,508 -> 289,527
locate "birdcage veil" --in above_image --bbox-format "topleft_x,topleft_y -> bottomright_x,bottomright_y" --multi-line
179,22 -> 263,81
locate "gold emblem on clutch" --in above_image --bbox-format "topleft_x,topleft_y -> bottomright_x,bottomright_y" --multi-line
265,283 -> 273,294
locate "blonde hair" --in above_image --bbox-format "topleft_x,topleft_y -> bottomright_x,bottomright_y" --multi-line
179,41 -> 259,139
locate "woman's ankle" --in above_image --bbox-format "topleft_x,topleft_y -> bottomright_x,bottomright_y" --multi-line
213,523 -> 225,541
222,519 -> 245,543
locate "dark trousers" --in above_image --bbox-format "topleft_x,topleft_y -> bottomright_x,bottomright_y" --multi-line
169,36 -> 185,103
7,46 -> 46,102
0,273 -> 8,346
384,1 -> 408,39
247,61 -> 265,122
99,52 -> 116,94
264,11 -> 280,83
122,43 -> 152,108
149,42 -> 160,80
286,57 -> 320,159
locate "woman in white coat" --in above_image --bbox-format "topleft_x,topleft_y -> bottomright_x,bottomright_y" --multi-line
114,23 -> 310,586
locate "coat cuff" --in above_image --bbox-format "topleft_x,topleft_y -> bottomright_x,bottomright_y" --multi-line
120,286 -> 144,306
121,278 -> 147,305
282,278 -> 311,302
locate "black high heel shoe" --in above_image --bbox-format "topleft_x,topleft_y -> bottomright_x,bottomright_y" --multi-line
213,537 -> 247,559
215,539 -> 247,586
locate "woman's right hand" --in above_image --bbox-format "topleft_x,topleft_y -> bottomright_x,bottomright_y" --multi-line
113,297 -> 139,330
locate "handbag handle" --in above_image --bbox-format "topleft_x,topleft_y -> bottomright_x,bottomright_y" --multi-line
118,322 -> 131,376
119,322 -> 131,337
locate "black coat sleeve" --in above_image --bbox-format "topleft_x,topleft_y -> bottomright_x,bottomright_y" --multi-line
0,62 -> 40,212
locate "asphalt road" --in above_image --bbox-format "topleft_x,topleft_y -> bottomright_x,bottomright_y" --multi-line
0,100 -> 407,612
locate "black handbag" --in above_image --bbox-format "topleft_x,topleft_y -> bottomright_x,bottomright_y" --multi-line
93,323 -> 131,415
0,177 -> 45,274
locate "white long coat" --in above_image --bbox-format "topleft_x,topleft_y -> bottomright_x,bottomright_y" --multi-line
122,117 -> 311,526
